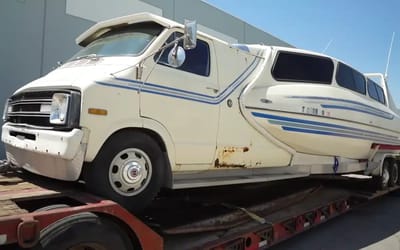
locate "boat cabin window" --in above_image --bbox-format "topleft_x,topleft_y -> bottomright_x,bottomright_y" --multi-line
376,85 -> 386,104
271,51 -> 334,84
156,32 -> 210,76
367,79 -> 386,104
336,63 -> 366,95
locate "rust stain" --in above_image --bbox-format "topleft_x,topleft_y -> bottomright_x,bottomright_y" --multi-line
221,146 -> 250,154
214,158 -> 245,168
214,146 -> 250,168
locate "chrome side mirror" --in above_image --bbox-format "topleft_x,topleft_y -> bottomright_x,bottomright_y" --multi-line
183,20 -> 197,50
168,43 -> 186,68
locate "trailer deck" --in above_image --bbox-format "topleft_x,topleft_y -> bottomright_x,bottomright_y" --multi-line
0,164 -> 399,249
0,167 -> 162,249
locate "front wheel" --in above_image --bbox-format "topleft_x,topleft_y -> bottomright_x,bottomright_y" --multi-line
86,131 -> 165,213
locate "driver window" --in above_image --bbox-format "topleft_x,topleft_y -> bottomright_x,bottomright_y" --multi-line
156,32 -> 210,76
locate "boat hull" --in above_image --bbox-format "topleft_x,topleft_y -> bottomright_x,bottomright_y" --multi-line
250,109 -> 387,159
244,84 -> 400,160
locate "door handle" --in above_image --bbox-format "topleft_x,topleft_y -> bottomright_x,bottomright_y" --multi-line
206,86 -> 219,93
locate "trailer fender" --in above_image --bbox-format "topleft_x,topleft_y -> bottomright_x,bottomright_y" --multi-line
32,212 -> 134,250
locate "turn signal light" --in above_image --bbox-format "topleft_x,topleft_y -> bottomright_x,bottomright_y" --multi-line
88,108 -> 108,116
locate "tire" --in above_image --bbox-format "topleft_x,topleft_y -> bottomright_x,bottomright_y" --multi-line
86,131 -> 165,213
35,204 -> 70,212
389,159 -> 399,187
396,160 -> 400,185
374,159 -> 390,190
32,212 -> 134,250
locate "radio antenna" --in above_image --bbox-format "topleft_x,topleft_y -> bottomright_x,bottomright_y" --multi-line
385,32 -> 395,79
322,39 -> 333,53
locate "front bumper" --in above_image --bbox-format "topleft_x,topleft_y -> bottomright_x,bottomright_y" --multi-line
1,123 -> 86,181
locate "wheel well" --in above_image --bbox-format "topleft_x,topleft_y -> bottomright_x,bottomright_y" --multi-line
107,128 -> 167,152
86,127 -> 173,188
384,156 -> 396,167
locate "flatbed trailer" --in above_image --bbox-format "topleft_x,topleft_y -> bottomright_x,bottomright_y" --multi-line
0,161 -> 399,250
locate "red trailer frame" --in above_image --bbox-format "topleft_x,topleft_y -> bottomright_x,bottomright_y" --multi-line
0,168 -> 162,249
1,164 -> 399,250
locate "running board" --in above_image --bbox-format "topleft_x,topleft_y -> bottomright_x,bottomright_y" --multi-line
172,173 -> 309,189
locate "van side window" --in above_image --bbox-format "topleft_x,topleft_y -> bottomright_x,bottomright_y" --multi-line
336,63 -> 366,94
156,32 -> 210,76
271,51 -> 334,84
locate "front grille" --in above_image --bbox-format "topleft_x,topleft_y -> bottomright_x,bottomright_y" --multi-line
8,91 -> 53,127
6,90 -> 81,130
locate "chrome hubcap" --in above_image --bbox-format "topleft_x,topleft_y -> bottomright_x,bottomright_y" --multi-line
108,148 -> 152,196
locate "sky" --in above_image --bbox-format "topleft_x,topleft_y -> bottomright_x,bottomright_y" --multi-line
205,0 -> 400,107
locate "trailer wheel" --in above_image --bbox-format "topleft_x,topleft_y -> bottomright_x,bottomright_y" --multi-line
35,204 -> 70,212
33,212 -> 134,250
86,131 -> 165,213
374,159 -> 391,189
397,160 -> 400,184
389,159 -> 399,186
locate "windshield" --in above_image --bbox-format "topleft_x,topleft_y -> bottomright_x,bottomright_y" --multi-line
69,22 -> 164,61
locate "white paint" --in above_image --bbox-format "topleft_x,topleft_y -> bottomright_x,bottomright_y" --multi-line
66,0 -> 162,22
259,240 -> 268,247
341,174 -> 372,179
198,24 -> 238,44
0,235 -> 7,245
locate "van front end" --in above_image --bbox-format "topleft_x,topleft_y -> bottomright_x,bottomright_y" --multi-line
0,12 -> 202,212
2,89 -> 86,181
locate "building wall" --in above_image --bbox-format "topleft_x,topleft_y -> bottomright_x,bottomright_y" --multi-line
0,0 -> 291,159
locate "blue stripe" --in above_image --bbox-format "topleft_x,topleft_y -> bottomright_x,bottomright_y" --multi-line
282,126 -> 360,138
282,126 -> 399,144
142,87 -> 219,104
96,81 -> 139,91
114,77 -> 214,99
321,104 -> 393,119
288,95 -> 394,120
268,120 -> 397,142
252,111 -> 397,139
252,111 -> 400,144
288,96 -> 379,109
97,81 -> 218,104
124,55 -> 259,100
96,56 -> 261,105
253,112 -> 354,131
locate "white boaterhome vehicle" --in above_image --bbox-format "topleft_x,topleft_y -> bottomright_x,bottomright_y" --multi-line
2,13 -> 400,211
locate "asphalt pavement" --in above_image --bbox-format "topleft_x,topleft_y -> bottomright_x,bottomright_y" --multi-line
271,190 -> 400,250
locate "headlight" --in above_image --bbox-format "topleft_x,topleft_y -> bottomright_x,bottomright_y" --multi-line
2,99 -> 10,122
50,93 -> 70,125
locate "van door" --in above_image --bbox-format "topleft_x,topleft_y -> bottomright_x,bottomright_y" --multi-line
140,31 -> 219,166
